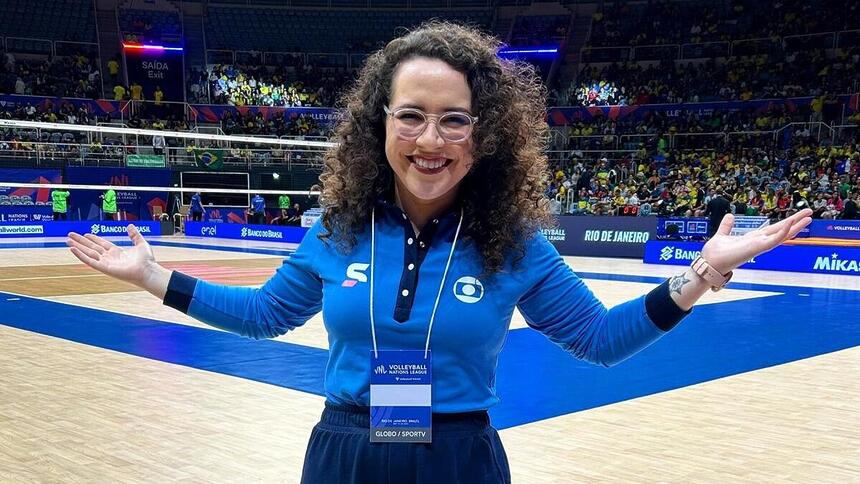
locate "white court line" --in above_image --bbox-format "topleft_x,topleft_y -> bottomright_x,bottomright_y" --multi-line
0,274 -> 104,282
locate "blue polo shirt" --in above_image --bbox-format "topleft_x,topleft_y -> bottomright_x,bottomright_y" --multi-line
191,194 -> 204,213
252,195 -> 265,213
164,200 -> 688,413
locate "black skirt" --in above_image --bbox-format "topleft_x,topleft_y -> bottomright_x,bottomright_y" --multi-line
300,402 -> 512,484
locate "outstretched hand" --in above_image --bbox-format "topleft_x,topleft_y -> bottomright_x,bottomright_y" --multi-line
701,208 -> 813,274
66,224 -> 158,287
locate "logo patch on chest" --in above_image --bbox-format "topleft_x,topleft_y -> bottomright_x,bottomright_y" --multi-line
453,276 -> 484,303
343,262 -> 370,286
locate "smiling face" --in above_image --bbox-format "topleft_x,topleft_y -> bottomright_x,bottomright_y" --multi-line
384,57 -> 475,209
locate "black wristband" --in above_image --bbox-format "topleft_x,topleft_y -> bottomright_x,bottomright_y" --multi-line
644,279 -> 691,331
163,271 -> 198,314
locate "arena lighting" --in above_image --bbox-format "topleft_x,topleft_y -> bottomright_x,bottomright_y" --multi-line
0,119 -> 335,148
122,43 -> 184,51
498,48 -> 559,55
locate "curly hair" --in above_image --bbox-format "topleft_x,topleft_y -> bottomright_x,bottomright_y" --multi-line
318,20 -> 552,276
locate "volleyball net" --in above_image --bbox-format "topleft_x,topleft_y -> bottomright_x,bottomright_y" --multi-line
0,119 -> 327,227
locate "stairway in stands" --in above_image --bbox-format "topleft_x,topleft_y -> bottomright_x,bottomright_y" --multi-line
95,8 -> 122,96
183,13 -> 206,71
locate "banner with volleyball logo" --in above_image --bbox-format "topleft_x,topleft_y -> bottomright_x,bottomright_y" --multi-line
193,148 -> 225,171
0,169 -> 62,206
65,166 -> 170,221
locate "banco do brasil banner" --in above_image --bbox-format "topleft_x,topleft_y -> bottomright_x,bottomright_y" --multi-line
0,221 -> 161,238
185,222 -> 308,243
644,240 -> 860,276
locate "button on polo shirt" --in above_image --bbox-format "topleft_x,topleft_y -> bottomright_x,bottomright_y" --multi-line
392,210 -> 443,323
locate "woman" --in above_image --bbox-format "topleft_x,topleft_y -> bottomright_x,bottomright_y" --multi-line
66,22 -> 812,484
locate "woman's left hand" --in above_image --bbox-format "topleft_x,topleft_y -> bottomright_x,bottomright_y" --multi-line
701,208 -> 813,274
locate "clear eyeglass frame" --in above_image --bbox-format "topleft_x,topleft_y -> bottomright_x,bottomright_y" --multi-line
383,105 -> 478,143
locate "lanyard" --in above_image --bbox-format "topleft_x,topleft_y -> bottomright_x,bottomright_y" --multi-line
369,206 -> 464,359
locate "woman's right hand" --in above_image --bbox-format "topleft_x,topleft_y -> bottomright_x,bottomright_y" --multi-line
67,224 -> 172,299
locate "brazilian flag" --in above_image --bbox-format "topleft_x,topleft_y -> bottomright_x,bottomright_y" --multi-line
193,148 -> 225,171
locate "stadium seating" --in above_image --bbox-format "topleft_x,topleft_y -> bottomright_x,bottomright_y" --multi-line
587,0 -> 858,48
204,6 -> 493,53
0,0 -> 96,43
118,7 -> 183,44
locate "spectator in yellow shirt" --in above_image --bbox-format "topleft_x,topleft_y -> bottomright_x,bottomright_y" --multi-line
113,84 -> 126,101
131,82 -> 144,100
107,58 -> 120,82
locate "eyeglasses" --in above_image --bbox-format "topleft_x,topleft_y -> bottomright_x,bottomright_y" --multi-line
384,106 -> 478,143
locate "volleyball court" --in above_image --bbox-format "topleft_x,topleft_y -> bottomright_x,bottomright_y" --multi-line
0,120 -> 858,481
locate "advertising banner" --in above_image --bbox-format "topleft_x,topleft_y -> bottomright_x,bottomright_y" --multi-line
644,240 -> 860,276
0,221 -> 162,238
806,220 -> 860,240
185,222 -> 308,243
65,166 -> 170,221
543,216 -> 656,258
200,207 -> 290,224
0,95 -> 121,119
192,104 -> 338,125
0,205 -> 54,222
198,207 -> 247,224
0,168 -> 62,205
545,95 -> 855,126
126,154 -> 166,168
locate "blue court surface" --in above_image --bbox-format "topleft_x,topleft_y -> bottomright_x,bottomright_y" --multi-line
1,241 -> 858,430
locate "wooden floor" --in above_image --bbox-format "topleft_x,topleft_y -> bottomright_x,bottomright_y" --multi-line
0,237 -> 858,483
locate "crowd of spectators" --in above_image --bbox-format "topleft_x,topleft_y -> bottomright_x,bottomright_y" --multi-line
560,47 -> 859,107
565,0 -> 859,108
0,99 -> 100,126
0,133 -> 130,164
0,52 -> 101,99
203,62 -> 354,108
548,140 -> 860,223
551,103 -> 849,152
220,111 -> 327,138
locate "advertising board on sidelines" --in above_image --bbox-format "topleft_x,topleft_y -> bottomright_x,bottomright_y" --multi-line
806,220 -> 860,240
644,240 -> 860,276
543,216 -> 656,258
185,222 -> 308,243
0,205 -> 54,223
0,221 -> 162,238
